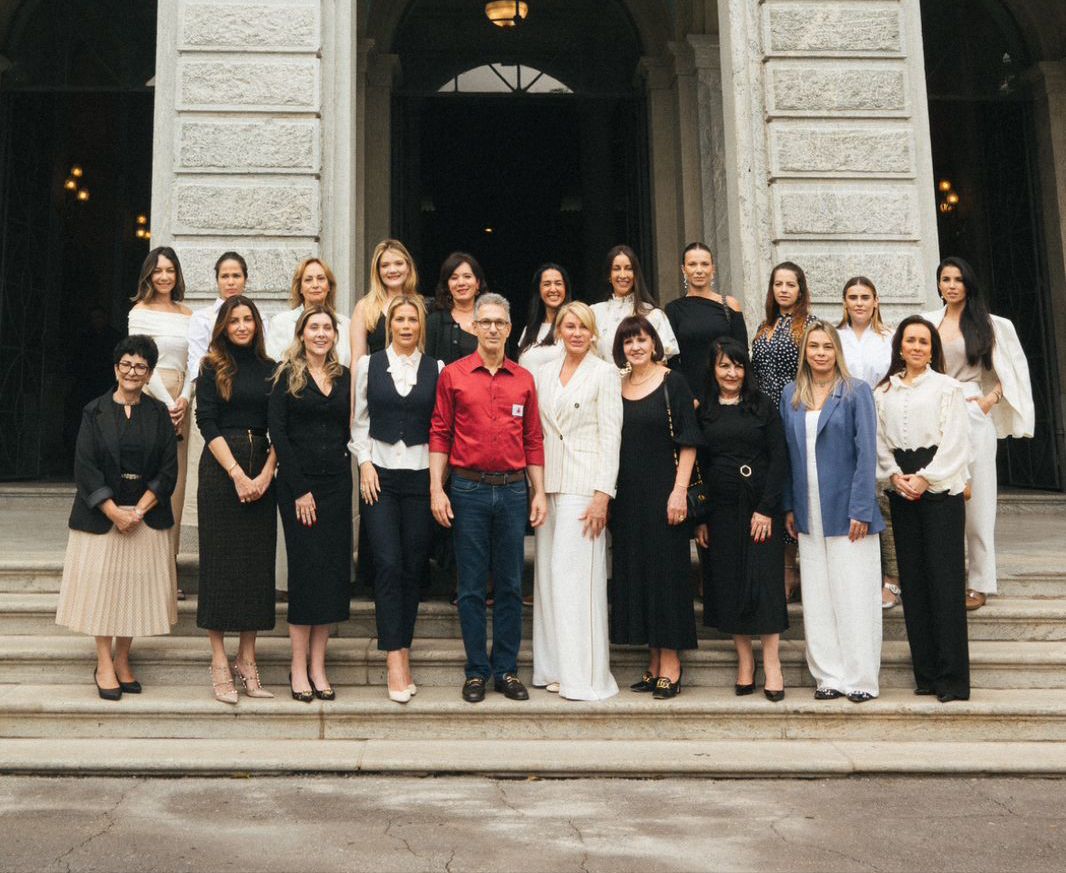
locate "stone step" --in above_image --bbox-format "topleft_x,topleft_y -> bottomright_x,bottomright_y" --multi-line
3,636 -> 1065,689
1,685 -> 1062,743
4,592 -> 1066,642
3,736 -> 1066,777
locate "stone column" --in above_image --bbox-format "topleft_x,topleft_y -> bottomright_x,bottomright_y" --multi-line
717,0 -> 941,329
641,56 -> 683,302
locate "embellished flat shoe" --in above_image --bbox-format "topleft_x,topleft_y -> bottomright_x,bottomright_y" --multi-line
652,668 -> 683,700
847,691 -> 876,703
814,687 -> 843,700
630,671 -> 656,693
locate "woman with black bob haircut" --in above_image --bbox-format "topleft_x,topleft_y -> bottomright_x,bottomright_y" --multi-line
516,262 -> 571,373
56,334 -> 179,700
695,337 -> 790,701
920,257 -> 1033,611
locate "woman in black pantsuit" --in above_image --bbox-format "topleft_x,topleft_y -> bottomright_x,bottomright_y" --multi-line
196,296 -> 277,704
875,316 -> 971,702
269,305 -> 352,702
695,338 -> 790,701
350,295 -> 441,704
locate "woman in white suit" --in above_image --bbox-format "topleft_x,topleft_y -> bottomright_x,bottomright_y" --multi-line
532,301 -> 622,701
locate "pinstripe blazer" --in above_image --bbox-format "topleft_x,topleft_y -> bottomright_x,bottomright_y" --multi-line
535,353 -> 623,498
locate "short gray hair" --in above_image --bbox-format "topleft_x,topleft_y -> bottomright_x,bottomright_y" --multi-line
474,292 -> 511,321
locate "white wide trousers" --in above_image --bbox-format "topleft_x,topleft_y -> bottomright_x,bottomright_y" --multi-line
532,494 -> 618,700
961,382 -> 999,594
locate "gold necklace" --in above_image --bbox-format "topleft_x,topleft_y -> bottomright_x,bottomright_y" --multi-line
629,368 -> 659,386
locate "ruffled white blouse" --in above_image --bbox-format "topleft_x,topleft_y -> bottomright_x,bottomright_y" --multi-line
589,294 -> 679,364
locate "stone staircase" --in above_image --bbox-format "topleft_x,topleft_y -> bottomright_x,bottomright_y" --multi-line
1,487 -> 1066,776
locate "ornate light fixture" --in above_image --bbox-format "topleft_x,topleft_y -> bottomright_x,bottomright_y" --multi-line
485,1 -> 528,28
937,178 -> 960,214
135,214 -> 151,240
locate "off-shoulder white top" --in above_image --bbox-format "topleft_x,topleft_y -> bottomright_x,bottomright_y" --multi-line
127,308 -> 193,407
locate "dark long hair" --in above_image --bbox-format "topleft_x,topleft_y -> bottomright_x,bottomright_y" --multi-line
879,315 -> 945,388
204,296 -> 270,401
433,252 -> 489,311
937,256 -> 994,370
701,337 -> 765,419
755,261 -> 811,344
603,244 -> 658,315
133,246 -> 186,303
518,263 -> 572,356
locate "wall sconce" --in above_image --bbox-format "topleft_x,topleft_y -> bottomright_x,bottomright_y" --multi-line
135,214 -> 151,240
937,179 -> 960,214
485,1 -> 528,28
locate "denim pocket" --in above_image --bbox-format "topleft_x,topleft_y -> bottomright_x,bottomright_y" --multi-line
451,477 -> 479,494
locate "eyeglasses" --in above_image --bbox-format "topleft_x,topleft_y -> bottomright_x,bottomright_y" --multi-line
474,319 -> 509,332
117,361 -> 149,375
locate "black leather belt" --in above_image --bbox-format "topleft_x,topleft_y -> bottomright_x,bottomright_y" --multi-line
452,468 -> 526,485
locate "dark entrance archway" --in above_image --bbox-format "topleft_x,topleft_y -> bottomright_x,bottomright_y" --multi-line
391,0 -> 648,328
922,0 -> 1064,489
0,0 -> 156,480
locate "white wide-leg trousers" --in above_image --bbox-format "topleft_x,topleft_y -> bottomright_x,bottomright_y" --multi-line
961,382 -> 998,595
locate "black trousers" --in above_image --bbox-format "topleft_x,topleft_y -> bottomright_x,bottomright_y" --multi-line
889,491 -> 970,699
362,467 -> 433,651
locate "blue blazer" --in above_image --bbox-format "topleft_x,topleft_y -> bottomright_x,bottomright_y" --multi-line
780,379 -> 884,537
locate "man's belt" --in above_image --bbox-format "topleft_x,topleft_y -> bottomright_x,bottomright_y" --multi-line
452,468 -> 526,485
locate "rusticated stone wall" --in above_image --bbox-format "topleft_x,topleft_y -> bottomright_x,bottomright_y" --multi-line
718,0 -> 940,326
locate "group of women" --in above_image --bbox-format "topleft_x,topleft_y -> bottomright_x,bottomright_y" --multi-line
56,237 -> 1032,709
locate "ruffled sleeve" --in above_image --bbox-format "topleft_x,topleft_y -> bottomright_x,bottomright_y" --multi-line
917,380 -> 971,492
666,371 -> 704,448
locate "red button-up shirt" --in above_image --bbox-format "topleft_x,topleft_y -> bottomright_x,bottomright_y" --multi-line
430,352 -> 545,472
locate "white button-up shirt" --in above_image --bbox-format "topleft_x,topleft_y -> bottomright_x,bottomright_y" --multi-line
839,324 -> 893,388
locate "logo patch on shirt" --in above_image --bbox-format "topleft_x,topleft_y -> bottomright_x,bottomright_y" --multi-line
511,404 -> 524,417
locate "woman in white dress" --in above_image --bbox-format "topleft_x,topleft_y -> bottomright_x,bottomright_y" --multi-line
128,247 -> 193,556
516,263 -> 569,375
268,258 -> 351,366
836,276 -> 899,610
921,257 -> 1034,610
532,302 -> 622,700
590,245 -> 678,364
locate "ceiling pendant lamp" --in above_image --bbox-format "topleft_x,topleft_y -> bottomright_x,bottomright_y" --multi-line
485,1 -> 528,28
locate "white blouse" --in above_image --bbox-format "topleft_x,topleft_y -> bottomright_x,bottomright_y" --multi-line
839,324 -> 893,388
517,322 -> 563,376
589,295 -> 679,364
349,346 -> 444,470
128,308 -> 193,406
267,305 -> 352,366
874,368 -> 971,495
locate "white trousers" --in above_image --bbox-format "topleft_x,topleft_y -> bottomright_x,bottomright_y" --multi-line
532,494 -> 618,701
961,383 -> 998,594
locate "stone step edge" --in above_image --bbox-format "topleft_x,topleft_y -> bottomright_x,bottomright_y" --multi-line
2,737 -> 1066,776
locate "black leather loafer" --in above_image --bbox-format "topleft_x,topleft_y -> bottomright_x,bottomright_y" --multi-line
630,671 -> 656,693
913,687 -> 936,696
937,692 -> 967,703
462,677 -> 486,703
493,673 -> 529,700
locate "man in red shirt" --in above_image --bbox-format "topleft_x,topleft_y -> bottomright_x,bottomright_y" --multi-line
430,293 -> 547,703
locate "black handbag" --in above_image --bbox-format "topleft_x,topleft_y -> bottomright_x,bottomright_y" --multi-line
663,377 -> 708,523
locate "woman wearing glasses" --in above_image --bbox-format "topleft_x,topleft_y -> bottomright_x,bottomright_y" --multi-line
56,335 -> 179,700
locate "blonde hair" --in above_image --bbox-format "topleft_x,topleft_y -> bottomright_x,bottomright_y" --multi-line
289,258 -> 337,311
383,294 -> 427,352
791,321 -> 853,409
837,276 -> 890,337
364,240 -> 419,333
554,300 -> 600,343
274,305 -> 344,398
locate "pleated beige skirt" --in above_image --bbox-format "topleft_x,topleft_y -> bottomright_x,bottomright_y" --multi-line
56,520 -> 178,637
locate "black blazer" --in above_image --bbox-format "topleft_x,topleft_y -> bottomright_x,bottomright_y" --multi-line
69,391 -> 179,534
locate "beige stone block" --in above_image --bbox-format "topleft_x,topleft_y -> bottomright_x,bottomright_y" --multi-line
177,118 -> 320,172
178,241 -> 318,296
776,244 -> 927,304
173,180 -> 319,236
773,183 -> 918,238
768,63 -> 908,115
177,58 -> 319,111
764,2 -> 903,55
179,0 -> 320,51
769,123 -> 915,176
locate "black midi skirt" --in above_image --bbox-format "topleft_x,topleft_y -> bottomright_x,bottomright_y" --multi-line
278,471 -> 352,626
197,432 -> 277,632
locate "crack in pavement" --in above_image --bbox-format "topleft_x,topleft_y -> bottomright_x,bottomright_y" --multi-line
384,817 -> 424,861
495,782 -> 522,816
443,848 -> 457,873
44,784 -> 134,873
768,816 -> 884,873
567,817 -> 591,873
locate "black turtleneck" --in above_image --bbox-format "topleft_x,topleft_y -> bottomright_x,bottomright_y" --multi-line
195,343 -> 277,443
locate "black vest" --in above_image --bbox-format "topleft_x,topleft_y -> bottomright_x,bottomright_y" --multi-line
366,350 -> 439,446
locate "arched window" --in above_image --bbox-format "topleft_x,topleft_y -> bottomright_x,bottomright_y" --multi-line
438,63 -> 572,94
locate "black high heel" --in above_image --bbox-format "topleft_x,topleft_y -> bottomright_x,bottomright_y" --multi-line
652,667 -> 683,700
94,668 -> 122,702
309,677 -> 335,701
764,687 -> 785,702
118,678 -> 142,694
289,672 -> 314,703
735,682 -> 756,696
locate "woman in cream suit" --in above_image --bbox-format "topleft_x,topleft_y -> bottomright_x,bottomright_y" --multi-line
532,302 -> 622,701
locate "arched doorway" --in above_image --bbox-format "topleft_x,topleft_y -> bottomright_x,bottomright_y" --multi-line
0,1 -> 157,479
367,0 -> 660,330
922,0 -> 1064,489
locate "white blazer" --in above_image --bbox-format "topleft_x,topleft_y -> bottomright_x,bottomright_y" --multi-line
535,353 -> 623,498
922,306 -> 1035,439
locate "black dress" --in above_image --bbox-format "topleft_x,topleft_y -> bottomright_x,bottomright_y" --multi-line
367,316 -> 387,355
269,367 -> 353,626
425,309 -> 478,364
609,370 -> 702,650
195,348 -> 277,632
698,396 -> 789,635
665,296 -> 749,406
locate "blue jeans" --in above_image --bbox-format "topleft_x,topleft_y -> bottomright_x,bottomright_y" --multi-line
450,476 -> 528,680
